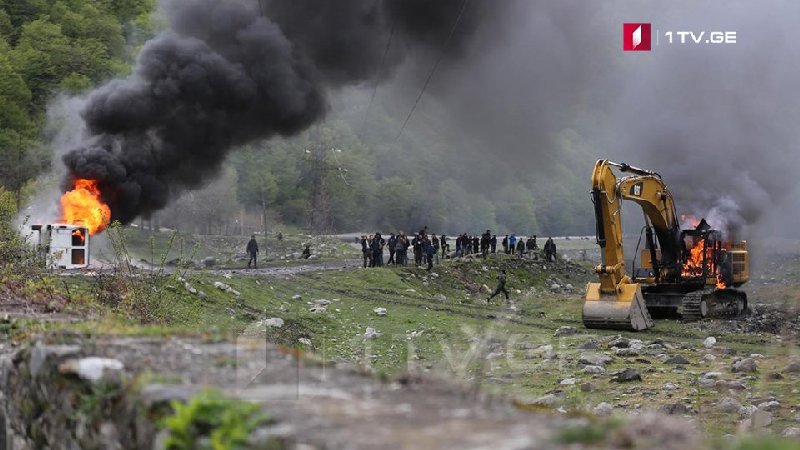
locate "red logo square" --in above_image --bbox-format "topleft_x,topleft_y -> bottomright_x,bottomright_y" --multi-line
623,23 -> 651,51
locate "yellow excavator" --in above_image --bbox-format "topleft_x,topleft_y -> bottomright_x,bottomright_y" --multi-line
583,160 -> 749,331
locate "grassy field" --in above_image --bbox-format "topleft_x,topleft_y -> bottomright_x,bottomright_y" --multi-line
2,228 -> 798,441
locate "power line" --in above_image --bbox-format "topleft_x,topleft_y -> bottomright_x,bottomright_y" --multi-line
358,19 -> 397,136
394,0 -> 470,144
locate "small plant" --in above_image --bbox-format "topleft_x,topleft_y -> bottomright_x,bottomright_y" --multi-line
556,418 -> 622,445
160,389 -> 269,450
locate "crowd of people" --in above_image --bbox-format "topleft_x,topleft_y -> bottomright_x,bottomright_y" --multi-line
359,228 -> 558,270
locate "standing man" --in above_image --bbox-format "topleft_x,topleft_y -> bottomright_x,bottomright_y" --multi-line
481,229 -> 491,258
412,233 -> 423,266
432,234 -> 440,263
516,238 -> 525,258
387,233 -> 397,265
472,235 -> 479,255
246,234 -> 259,269
509,234 -> 517,255
440,234 -> 448,259
488,269 -> 509,302
490,234 -> 497,253
360,235 -> 370,268
502,235 -> 508,254
544,236 -> 556,262
371,233 -> 385,267
425,238 -> 436,271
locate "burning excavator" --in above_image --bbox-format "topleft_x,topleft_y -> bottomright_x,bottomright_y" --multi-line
30,179 -> 111,269
583,160 -> 749,331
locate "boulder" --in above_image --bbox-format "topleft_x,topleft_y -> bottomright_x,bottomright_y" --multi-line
716,397 -> 742,413
665,355 -> 690,365
578,353 -> 614,367
612,368 -> 641,383
732,358 -> 758,373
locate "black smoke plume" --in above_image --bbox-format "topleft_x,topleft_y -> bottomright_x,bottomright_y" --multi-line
62,0 -> 490,224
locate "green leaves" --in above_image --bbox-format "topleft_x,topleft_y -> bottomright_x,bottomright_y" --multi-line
160,389 -> 268,450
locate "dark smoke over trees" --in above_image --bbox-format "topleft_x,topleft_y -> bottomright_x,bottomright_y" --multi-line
62,0 -> 494,224
53,0 -> 800,236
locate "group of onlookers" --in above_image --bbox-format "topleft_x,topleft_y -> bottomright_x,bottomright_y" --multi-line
359,228 -> 558,270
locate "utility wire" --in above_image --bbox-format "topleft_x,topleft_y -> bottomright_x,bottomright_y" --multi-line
358,18 -> 397,136
394,0 -> 470,144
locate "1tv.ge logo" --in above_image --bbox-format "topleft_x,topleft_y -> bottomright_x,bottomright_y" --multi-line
623,23 -> 651,51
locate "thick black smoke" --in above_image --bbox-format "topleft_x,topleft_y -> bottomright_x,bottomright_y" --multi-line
63,0 -> 492,224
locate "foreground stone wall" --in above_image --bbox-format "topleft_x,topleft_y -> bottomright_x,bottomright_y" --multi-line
0,335 -> 704,450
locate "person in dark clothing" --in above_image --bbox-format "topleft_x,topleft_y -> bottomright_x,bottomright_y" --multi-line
277,232 -> 283,241
246,235 -> 259,268
516,239 -> 525,258
302,244 -> 311,259
526,236 -> 536,259
431,234 -> 440,263
387,233 -> 397,265
488,269 -> 509,302
544,237 -> 556,262
396,232 -> 408,265
440,234 -> 448,259
481,230 -> 491,258
425,238 -> 436,271
472,235 -> 479,255
412,234 -> 423,266
360,235 -> 371,268
371,233 -> 385,267
501,235 -> 508,254
491,235 -> 497,253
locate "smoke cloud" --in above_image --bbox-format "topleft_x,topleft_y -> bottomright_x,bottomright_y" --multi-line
62,0 -> 497,224
391,0 -> 800,236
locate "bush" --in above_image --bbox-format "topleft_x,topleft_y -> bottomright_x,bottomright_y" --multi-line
160,389 -> 270,450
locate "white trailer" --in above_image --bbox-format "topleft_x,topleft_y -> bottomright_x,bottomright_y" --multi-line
30,224 -> 90,269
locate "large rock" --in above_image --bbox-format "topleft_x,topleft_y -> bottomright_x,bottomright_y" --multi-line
58,357 -> 124,383
582,365 -> 606,375
717,397 -> 742,413
594,402 -> 614,415
783,428 -> 800,437
578,353 -> 614,367
758,400 -> 781,412
664,355 -> 690,365
703,336 -> 716,348
783,361 -> 800,374
732,358 -> 758,373
659,403 -> 692,415
612,368 -> 642,383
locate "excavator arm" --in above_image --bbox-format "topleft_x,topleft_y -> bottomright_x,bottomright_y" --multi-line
583,160 -> 681,330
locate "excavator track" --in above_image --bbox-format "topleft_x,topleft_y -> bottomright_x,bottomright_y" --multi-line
678,289 -> 748,322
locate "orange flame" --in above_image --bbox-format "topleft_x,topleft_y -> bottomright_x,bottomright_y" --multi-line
60,179 -> 111,235
682,237 -> 728,289
72,229 -> 86,244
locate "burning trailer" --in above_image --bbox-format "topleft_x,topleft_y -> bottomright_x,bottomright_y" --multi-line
29,178 -> 111,270
30,224 -> 90,269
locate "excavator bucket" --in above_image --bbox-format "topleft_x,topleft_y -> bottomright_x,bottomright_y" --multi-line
583,282 -> 654,331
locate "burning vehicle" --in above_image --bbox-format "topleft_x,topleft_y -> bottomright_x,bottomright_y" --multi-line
31,179 -> 110,270
583,160 -> 750,331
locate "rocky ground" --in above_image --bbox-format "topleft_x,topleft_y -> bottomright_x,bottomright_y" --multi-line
0,334 -> 715,450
